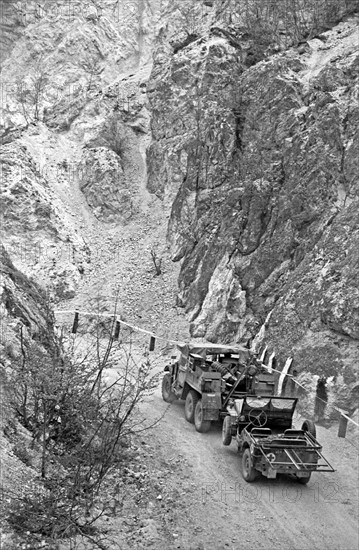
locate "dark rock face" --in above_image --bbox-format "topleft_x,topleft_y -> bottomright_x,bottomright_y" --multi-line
79,146 -> 132,223
78,105 -> 151,222
147,5 -> 359,405
0,244 -> 56,366
0,0 -> 24,65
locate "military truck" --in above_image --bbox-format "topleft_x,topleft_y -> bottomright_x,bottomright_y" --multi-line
161,343 -> 275,433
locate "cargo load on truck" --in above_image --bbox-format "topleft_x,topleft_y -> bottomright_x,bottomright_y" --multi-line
161,343 -> 275,433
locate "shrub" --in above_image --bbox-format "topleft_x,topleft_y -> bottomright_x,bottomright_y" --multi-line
5,308 -> 162,548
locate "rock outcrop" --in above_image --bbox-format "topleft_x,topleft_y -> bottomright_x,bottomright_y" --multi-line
0,0 -> 161,297
147,1 -> 359,410
0,244 -> 57,393
79,146 -> 132,223
0,138 -> 89,298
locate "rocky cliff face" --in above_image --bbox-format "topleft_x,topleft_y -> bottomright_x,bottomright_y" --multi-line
0,0 -> 162,299
147,1 -> 359,410
0,137 -> 90,298
1,0 -> 358,412
0,244 -> 57,428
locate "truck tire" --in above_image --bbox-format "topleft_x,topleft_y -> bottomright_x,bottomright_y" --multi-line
301,419 -> 316,439
296,473 -> 312,484
242,448 -> 258,482
185,390 -> 199,423
162,373 -> 176,403
222,416 -> 232,446
194,400 -> 211,433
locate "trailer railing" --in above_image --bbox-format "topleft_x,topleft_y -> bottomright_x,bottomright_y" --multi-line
248,431 -> 335,473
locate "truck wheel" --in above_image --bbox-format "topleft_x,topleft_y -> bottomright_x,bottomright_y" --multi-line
194,400 -> 211,433
301,419 -> 316,439
242,448 -> 258,482
222,416 -> 232,446
185,390 -> 199,423
296,473 -> 312,484
162,373 -> 176,403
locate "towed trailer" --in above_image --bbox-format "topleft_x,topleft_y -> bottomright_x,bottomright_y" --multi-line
222,395 -> 335,483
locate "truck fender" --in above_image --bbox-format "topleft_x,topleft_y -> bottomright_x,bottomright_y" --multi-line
164,361 -> 179,374
238,440 -> 249,453
239,441 -> 249,454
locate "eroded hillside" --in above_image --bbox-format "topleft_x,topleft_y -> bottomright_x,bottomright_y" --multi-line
0,0 -> 189,334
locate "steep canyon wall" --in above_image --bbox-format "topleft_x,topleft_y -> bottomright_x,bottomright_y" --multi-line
0,0 -> 358,411
147,0 -> 359,411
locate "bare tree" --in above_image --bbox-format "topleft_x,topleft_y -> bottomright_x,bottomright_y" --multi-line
6,300 -> 165,547
150,248 -> 162,276
15,57 -> 49,125
79,55 -> 103,95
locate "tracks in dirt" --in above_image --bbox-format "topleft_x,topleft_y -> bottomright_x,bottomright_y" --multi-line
142,389 -> 359,550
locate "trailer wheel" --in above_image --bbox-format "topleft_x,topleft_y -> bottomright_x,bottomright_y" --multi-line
301,419 -> 316,439
185,390 -> 199,423
222,416 -> 232,446
162,373 -> 176,403
194,400 -> 211,433
296,473 -> 312,484
242,448 -> 258,482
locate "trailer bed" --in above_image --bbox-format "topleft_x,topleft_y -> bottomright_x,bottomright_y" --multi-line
247,428 -> 335,479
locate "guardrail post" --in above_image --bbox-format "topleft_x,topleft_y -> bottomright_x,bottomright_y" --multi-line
338,414 -> 348,438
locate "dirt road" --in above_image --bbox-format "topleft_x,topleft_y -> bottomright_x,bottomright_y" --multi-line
43,111 -> 357,550
141,387 -> 359,550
